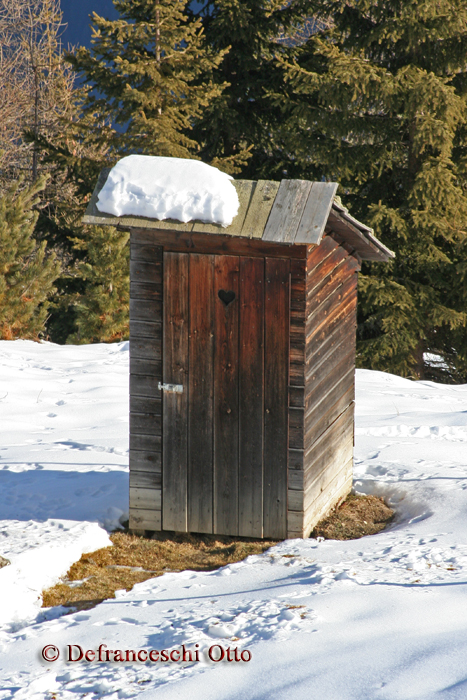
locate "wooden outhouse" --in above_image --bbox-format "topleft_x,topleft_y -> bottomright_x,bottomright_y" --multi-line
84,173 -> 393,540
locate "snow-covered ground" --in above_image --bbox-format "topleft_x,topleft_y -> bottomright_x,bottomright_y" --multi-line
1,340 -> 467,700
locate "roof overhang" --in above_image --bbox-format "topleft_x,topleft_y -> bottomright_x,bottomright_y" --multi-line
83,169 -> 394,262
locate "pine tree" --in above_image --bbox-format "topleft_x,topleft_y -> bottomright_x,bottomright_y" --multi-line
280,0 -> 467,380
0,175 -> 60,339
66,225 -> 130,344
66,0 -> 229,163
192,0 -> 310,179
40,0 -> 239,343
40,186 -> 130,345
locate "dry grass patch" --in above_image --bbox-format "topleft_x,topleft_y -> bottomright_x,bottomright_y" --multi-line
311,494 -> 394,540
42,531 -> 276,613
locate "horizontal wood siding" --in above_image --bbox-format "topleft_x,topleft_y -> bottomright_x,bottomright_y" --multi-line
129,232 -> 163,531
303,459 -> 353,536
301,235 -> 358,535
287,258 -> 307,538
129,509 -> 161,531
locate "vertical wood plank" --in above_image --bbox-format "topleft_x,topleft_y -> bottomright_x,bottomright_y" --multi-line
263,257 -> 290,539
213,255 -> 240,535
188,254 -> 214,533
239,256 -> 264,537
162,252 -> 189,532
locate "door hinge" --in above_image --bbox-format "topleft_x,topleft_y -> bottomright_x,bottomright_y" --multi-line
158,382 -> 184,393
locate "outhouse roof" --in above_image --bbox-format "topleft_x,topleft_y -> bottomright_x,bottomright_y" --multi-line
83,169 -> 394,262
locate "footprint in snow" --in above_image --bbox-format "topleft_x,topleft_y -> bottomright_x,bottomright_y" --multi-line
203,600 -> 316,644
365,464 -> 388,477
121,618 -> 143,625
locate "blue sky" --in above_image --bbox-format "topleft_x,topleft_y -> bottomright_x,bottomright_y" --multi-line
60,1 -> 205,49
60,0 -> 119,48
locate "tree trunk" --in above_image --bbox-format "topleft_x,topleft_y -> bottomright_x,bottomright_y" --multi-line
413,339 -> 425,380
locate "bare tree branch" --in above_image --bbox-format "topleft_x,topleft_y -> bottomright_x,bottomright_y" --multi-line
0,0 -> 76,185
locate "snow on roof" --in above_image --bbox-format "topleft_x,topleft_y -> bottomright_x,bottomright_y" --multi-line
96,155 -> 240,227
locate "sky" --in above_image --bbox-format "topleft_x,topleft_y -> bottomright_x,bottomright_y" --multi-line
60,0 -> 205,49
60,0 -> 118,49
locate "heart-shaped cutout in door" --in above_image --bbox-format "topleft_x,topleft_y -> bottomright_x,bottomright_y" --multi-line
218,289 -> 236,306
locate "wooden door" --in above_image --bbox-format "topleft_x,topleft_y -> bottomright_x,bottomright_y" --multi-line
162,251 -> 289,538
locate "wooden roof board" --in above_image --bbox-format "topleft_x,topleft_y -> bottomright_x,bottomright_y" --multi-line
294,182 -> 338,245
241,180 -> 280,239
327,209 -> 395,262
191,180 -> 255,236
332,199 -> 374,234
262,180 -> 312,243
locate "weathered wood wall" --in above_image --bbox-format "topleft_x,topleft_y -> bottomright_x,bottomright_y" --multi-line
129,227 -> 359,539
129,235 -> 163,531
288,234 -> 360,537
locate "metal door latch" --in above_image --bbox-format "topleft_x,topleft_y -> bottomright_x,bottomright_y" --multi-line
158,382 -> 184,393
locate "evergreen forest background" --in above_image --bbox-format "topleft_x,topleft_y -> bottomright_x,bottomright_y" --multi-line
1,0 -> 467,383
